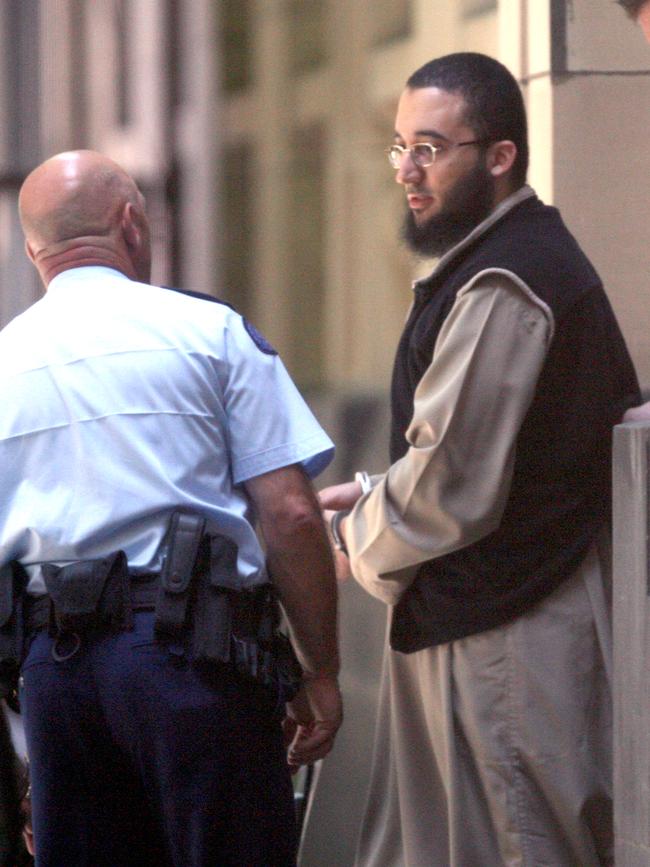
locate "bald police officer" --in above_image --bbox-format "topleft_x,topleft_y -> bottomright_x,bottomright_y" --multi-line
0,150 -> 342,867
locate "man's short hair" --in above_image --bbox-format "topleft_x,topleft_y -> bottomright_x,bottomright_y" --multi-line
406,52 -> 529,188
616,0 -> 646,17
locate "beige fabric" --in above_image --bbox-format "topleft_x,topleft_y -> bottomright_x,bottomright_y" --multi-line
345,196 -> 553,606
354,537 -> 613,867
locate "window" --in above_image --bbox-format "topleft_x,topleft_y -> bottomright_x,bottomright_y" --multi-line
3,0 -> 40,174
288,0 -> 326,75
288,124 -> 325,386
372,1 -> 412,46
0,189 -> 41,326
221,0 -> 252,93
70,0 -> 88,141
462,0 -> 497,17
222,141 -> 254,316
0,0 -> 41,323
114,0 -> 131,126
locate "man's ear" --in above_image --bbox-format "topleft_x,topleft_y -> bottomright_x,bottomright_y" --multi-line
24,239 -> 36,264
121,201 -> 142,250
486,140 -> 517,178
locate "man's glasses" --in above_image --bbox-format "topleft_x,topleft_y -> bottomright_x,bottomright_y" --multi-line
386,140 -> 486,170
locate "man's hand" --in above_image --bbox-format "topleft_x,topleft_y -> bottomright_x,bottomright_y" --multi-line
623,401 -> 650,423
318,481 -> 362,511
285,675 -> 343,770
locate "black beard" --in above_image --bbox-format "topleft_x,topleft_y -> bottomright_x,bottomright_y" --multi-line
401,161 -> 495,258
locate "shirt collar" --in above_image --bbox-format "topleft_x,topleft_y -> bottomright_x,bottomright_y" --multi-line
412,185 -> 536,290
47,266 -> 131,293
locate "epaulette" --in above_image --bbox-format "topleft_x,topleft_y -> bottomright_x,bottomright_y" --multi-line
160,285 -> 277,356
161,284 -> 236,311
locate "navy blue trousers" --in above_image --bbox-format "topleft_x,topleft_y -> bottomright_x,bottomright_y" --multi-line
20,612 -> 297,867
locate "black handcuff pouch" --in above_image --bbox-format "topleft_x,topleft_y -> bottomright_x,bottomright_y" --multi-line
41,551 -> 132,636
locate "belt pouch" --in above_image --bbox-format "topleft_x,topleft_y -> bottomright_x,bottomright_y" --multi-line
154,511 -> 206,640
192,534 -> 238,667
42,551 -> 131,634
0,562 -> 27,700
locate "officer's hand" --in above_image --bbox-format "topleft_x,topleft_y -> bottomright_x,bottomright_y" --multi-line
285,675 -> 343,769
20,781 -> 34,856
318,481 -> 361,511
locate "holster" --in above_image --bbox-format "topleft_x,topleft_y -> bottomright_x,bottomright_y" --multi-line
191,533 -> 239,665
0,562 -> 28,703
154,511 -> 206,641
194,538 -> 303,700
154,511 -> 303,701
42,551 -> 133,635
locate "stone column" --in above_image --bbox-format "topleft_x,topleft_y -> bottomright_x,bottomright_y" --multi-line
174,0 -> 219,295
503,3 -> 650,863
247,1 -> 293,351
613,423 -> 650,866
499,0 -> 650,387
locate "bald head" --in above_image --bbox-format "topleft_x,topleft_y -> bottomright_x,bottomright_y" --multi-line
19,150 -> 151,286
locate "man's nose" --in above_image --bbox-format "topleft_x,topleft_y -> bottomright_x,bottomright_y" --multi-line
395,153 -> 423,185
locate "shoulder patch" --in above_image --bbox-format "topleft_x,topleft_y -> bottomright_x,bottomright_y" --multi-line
243,318 -> 278,356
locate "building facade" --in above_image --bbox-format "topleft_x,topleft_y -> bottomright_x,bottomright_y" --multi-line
1,2 -> 649,863
0,0 -> 218,324
3,1 -> 649,392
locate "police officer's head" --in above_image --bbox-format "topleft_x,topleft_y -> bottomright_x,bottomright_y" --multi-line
18,150 -> 151,288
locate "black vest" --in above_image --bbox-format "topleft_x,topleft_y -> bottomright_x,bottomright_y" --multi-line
389,194 -> 640,653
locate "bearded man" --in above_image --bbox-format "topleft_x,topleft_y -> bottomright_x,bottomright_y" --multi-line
320,52 -> 640,867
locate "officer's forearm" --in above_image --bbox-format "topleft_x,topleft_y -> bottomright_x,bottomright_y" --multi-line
245,465 -> 340,677
265,518 -> 340,678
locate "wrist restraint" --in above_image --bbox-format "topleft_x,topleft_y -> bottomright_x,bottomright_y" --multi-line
329,510 -> 351,556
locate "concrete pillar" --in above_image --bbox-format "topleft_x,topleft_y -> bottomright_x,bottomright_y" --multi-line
248,1 -> 293,351
613,423 -> 650,866
500,0 -> 650,387
39,1 -> 74,155
0,1 -> 41,323
174,0 -> 219,296
506,4 -> 650,861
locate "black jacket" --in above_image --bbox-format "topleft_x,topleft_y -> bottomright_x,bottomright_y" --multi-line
389,193 -> 640,653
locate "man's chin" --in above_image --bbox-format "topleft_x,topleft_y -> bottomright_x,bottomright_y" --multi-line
401,211 -> 460,258
411,209 -> 436,229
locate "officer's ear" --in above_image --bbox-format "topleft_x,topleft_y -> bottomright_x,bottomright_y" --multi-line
121,202 -> 143,252
486,140 -> 517,178
24,239 -> 36,264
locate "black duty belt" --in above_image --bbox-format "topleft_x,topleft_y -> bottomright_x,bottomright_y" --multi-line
9,511 -> 302,701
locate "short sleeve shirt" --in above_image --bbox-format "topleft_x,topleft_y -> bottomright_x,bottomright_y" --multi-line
0,267 -> 334,593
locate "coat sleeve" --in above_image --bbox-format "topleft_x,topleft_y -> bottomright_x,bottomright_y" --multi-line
344,270 -> 554,605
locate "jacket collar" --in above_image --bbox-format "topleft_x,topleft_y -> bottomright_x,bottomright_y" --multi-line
412,185 -> 536,291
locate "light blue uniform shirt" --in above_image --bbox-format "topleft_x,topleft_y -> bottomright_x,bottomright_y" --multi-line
0,267 -> 334,593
